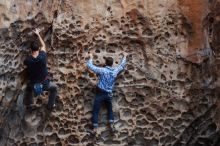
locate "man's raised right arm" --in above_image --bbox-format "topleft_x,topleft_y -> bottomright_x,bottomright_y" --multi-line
115,55 -> 126,74
33,28 -> 46,52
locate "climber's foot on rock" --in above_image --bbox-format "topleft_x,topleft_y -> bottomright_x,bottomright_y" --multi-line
26,105 -> 32,112
26,105 -> 37,113
110,123 -> 117,134
86,128 -> 98,139
47,104 -> 56,112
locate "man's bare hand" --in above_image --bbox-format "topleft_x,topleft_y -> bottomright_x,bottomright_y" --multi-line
33,28 -> 46,52
33,28 -> 41,36
119,52 -> 126,58
88,52 -> 93,59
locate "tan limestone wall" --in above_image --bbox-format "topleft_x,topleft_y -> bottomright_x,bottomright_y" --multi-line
0,0 -> 220,146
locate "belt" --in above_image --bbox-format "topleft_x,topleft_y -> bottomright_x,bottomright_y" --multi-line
96,87 -> 108,93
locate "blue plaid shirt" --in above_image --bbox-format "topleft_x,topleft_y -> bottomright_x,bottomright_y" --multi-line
87,57 -> 126,93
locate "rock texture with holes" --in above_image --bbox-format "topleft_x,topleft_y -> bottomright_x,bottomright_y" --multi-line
0,0 -> 220,146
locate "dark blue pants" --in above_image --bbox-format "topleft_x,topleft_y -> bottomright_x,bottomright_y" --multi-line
92,90 -> 114,128
24,80 -> 57,108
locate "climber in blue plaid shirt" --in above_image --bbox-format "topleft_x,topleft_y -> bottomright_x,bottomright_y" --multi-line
86,52 -> 126,135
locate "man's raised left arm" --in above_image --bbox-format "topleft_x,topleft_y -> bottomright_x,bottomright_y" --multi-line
86,53 -> 104,74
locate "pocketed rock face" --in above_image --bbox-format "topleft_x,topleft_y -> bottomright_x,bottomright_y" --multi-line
0,0 -> 220,146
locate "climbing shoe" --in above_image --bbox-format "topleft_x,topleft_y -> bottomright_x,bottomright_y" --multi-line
47,104 -> 56,111
110,123 -> 116,133
86,127 -> 98,138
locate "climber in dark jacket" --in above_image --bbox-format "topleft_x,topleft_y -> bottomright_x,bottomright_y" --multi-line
24,28 -> 57,111
86,52 -> 126,134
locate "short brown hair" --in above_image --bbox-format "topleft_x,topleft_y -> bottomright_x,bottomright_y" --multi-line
30,41 -> 40,51
105,57 -> 113,66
